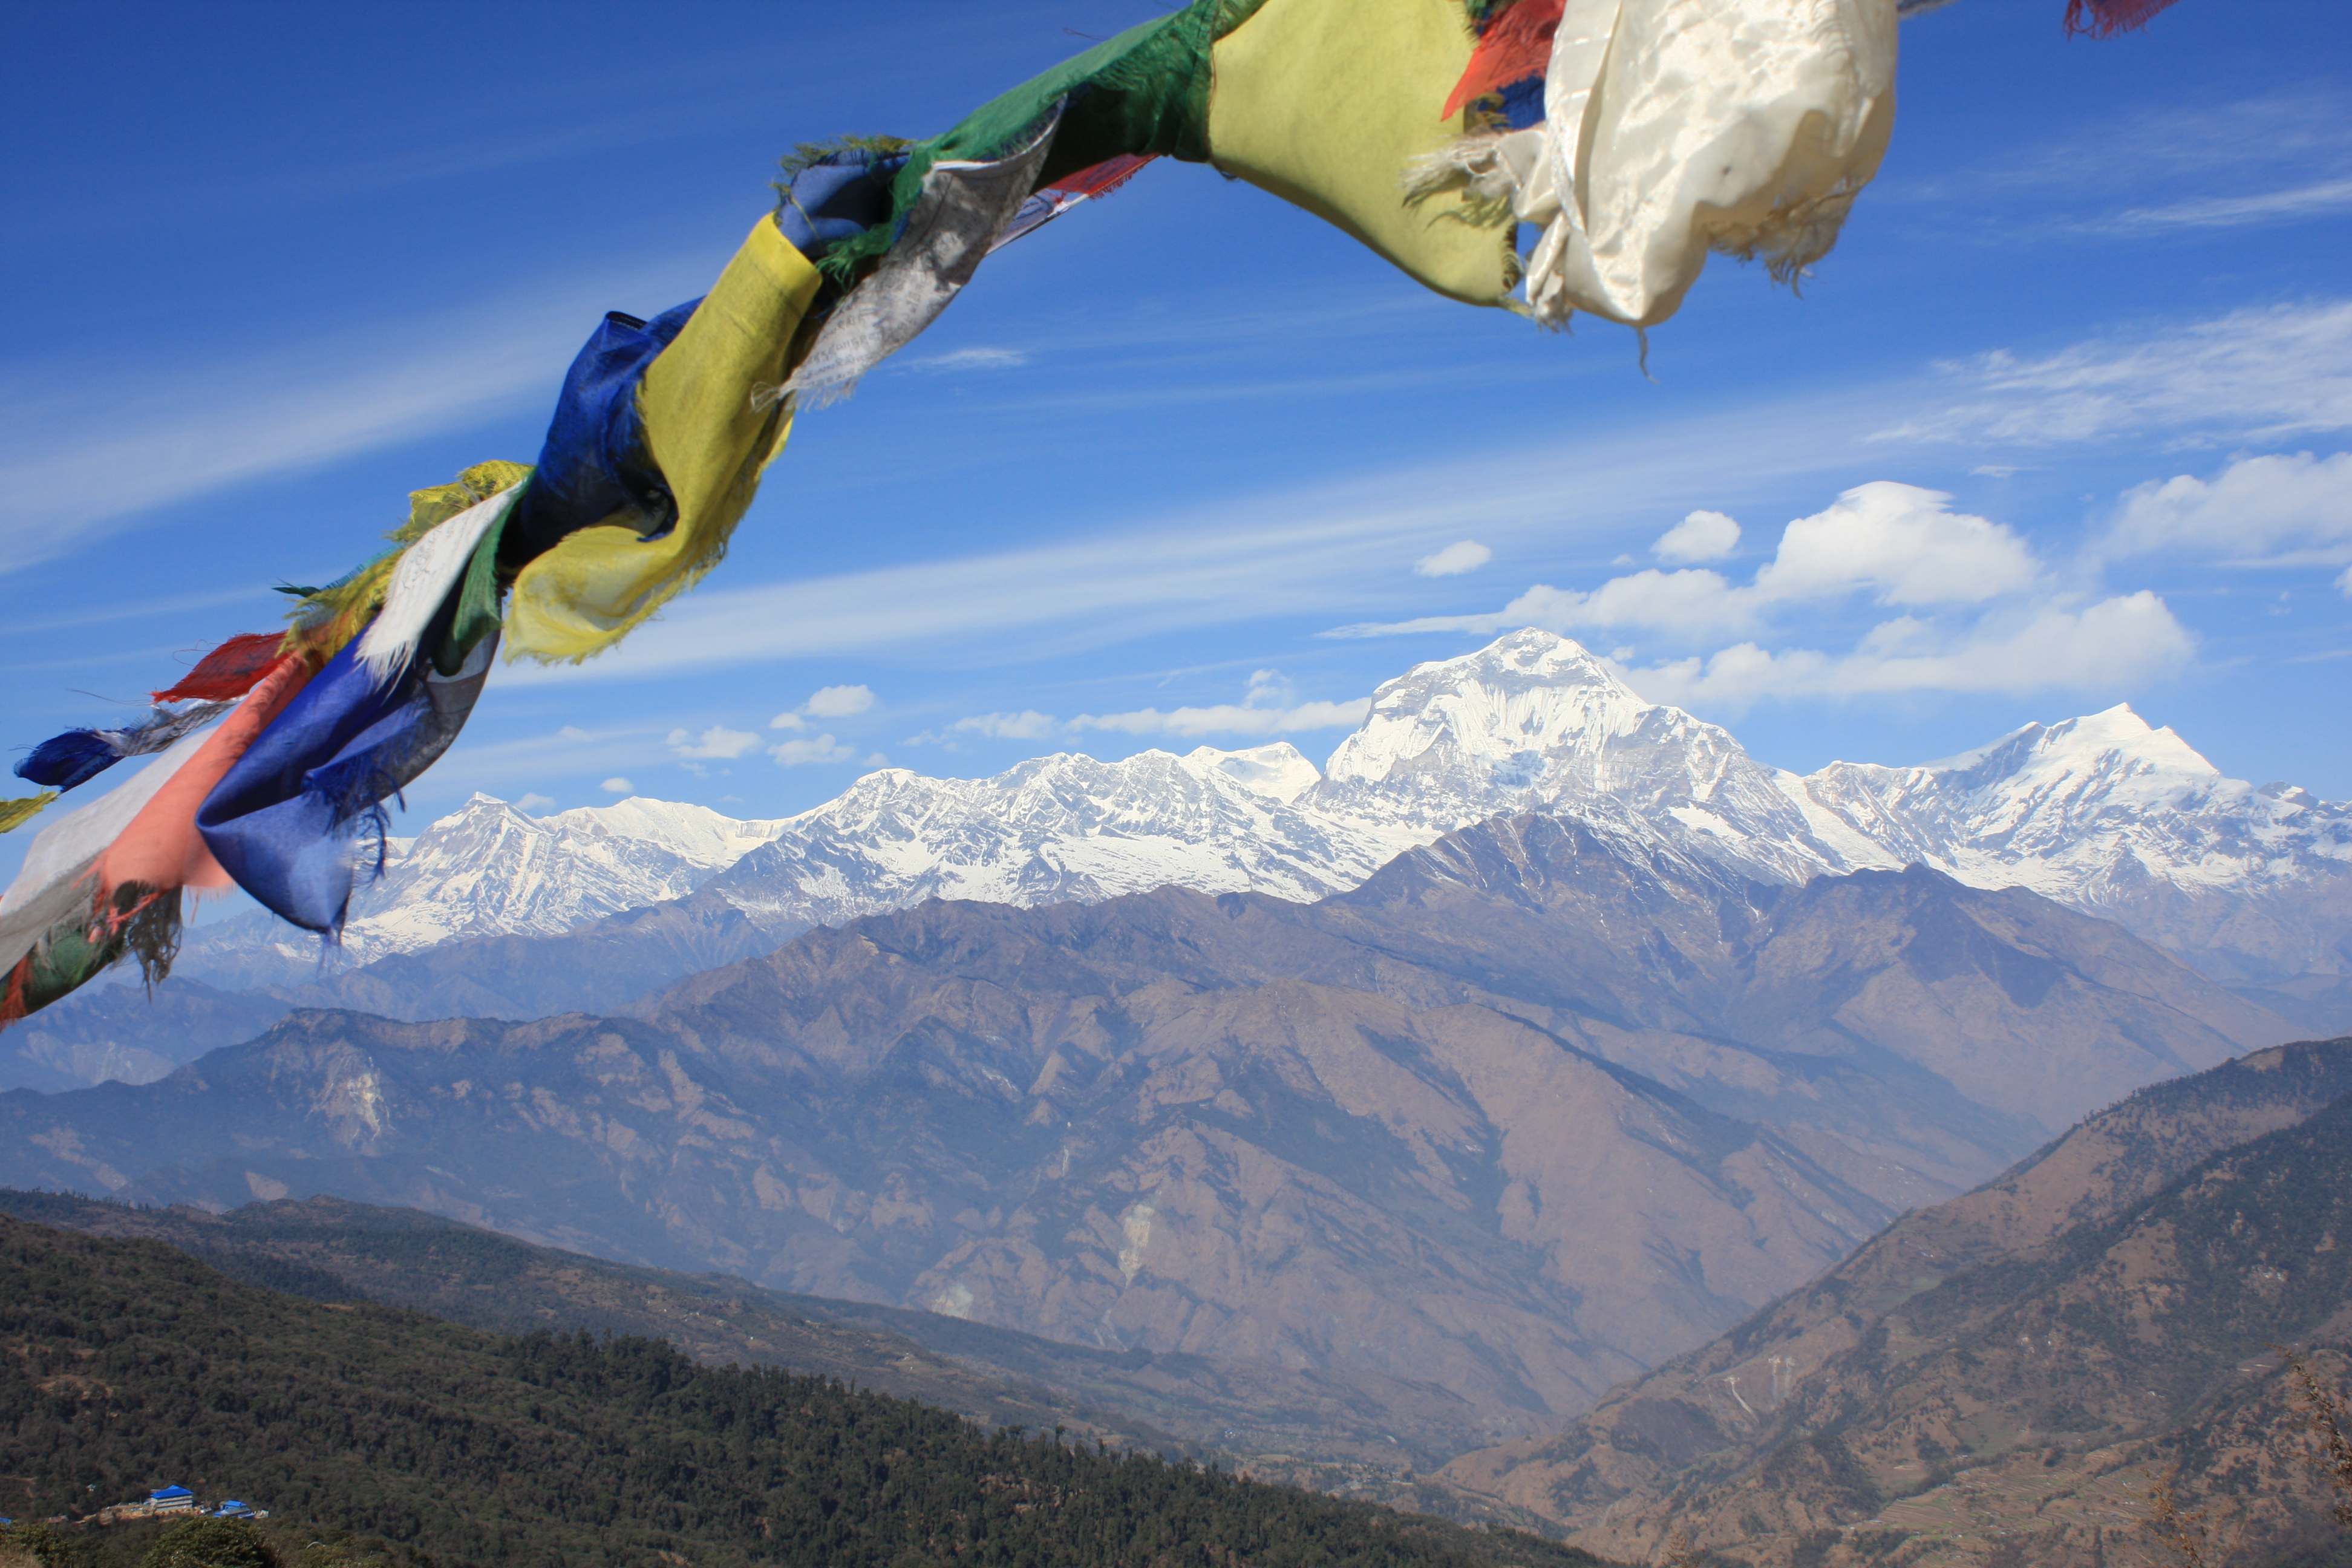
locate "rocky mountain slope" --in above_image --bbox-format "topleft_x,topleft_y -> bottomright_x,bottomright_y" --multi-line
0,815 -> 2301,1460
1437,1037 -> 2352,1567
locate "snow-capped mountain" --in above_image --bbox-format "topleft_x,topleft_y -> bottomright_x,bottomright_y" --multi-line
170,794 -> 790,987
1797,707 -> 2352,981
1309,630 -> 1868,884
359,793 -> 786,949
1295,630 -> 2345,981
705,744 -> 1412,935
164,628 -> 2351,998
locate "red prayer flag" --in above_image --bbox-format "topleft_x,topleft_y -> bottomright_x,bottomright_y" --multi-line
1444,0 -> 1566,120
152,633 -> 286,704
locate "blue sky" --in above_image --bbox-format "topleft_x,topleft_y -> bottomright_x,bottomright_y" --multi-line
5,0 -> 2348,866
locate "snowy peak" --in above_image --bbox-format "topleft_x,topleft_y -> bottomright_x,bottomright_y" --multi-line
711,744 -> 1402,933
321,793 -> 779,962
1322,628 -> 1656,789
1802,699 -> 2276,870
1183,742 -> 1320,805
165,627 -> 2348,1000
1312,629 -> 1850,883
1794,697 -> 2350,979
543,795 -> 787,869
1915,705 -> 2222,801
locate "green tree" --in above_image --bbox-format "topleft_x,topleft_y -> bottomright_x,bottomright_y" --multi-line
137,1520 -> 279,1568
1,1521 -> 84,1568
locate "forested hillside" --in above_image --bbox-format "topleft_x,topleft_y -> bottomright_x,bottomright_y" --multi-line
0,1187 -> 1479,1488
0,1214 -> 1599,1568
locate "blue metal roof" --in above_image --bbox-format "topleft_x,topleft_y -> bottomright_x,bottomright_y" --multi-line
150,1486 -> 194,1500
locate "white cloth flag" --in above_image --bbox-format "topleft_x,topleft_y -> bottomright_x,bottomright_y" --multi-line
353,483 -> 521,684
1415,0 -> 1898,329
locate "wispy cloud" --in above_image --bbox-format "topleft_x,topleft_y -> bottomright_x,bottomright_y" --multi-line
1071,698 -> 1370,738
485,298 -> 2349,684
667,725 -> 763,760
430,722 -> 663,792
1616,592 -> 2194,709
2101,451 -> 2352,567
902,346 -> 1030,372
914,711 -> 1059,743
6,586 -> 283,637
1880,88 -> 2352,224
1871,300 -> 2352,448
1330,483 -> 2039,639
1071,668 -> 1368,739
2096,178 -> 2352,234
770,733 -> 858,766
503,387 -> 1896,683
911,672 -> 1369,746
1414,540 -> 1492,577
0,252 -> 713,575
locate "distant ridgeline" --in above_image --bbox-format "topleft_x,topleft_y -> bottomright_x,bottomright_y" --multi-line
0,1214 -> 1598,1568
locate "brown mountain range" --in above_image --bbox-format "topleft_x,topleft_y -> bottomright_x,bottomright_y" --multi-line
0,815 -> 2301,1465
1437,1037 -> 2352,1566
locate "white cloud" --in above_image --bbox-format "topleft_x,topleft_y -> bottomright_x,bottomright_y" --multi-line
2105,451 -> 2352,564
666,725 -> 762,760
1414,540 -> 1493,577
771,734 -> 857,766
1887,88 -> 2352,241
1332,483 -> 2038,639
1873,301 -> 2352,448
430,724 -> 661,793
1653,509 -> 1740,563
1071,699 -> 1371,738
2338,565 -> 2352,598
1074,668 -> 1369,737
599,777 -> 635,794
517,792 -> 555,813
803,684 -> 876,717
1618,592 -> 2194,708
0,253 -> 712,576
1323,479 -> 2194,706
950,710 -> 1059,740
903,346 -> 1029,371
1754,483 -> 2037,605
1518,569 -> 1750,636
2099,178 -> 2352,234
774,685 -> 876,731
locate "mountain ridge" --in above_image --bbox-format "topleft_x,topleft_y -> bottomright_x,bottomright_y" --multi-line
1434,1037 -> 2352,1567
0,813 -> 2301,1461
13,629 -> 2344,1091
